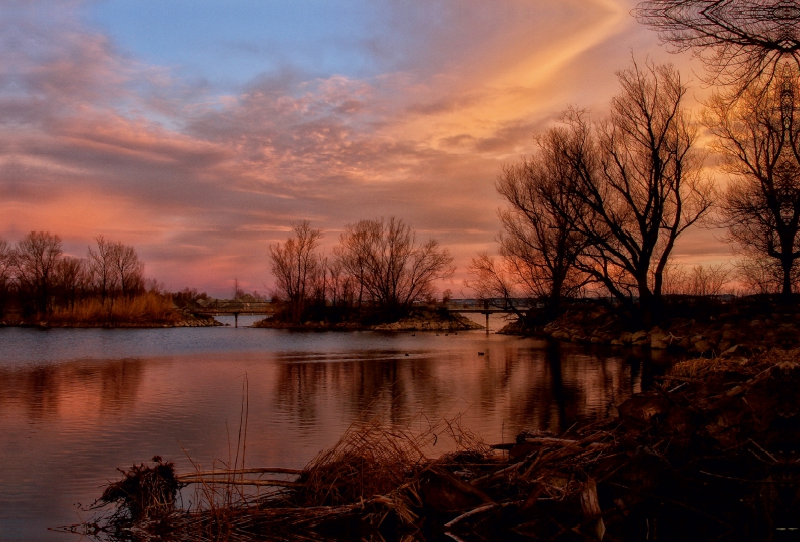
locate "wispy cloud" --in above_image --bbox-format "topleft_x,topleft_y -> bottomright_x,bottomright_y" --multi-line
0,0 -> 707,295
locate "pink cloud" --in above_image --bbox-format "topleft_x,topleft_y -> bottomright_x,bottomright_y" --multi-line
0,0 -> 720,297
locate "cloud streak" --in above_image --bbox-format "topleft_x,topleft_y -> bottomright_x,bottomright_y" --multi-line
0,0 -> 709,296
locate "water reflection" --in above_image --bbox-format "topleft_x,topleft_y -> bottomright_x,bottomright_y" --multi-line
0,328 -> 673,541
0,358 -> 144,421
271,341 -> 649,438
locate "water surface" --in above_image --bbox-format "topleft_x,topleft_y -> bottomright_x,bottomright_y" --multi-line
0,325 -> 670,541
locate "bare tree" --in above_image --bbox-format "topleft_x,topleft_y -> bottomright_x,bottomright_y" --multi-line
269,221 -> 323,322
735,250 -> 798,293
663,262 -> 732,296
87,236 -> 144,301
465,252 -> 519,303
489,134 -> 590,315
0,238 -> 13,314
326,258 -> 354,308
635,0 -> 800,92
336,217 -> 454,312
15,231 -> 63,314
88,235 -> 119,302
334,225 -> 370,308
113,243 -> 144,298
689,264 -> 732,296
556,61 -> 712,323
706,66 -> 800,298
54,257 -> 88,309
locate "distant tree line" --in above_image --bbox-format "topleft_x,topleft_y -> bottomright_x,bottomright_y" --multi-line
0,231 -> 146,318
268,217 -> 455,323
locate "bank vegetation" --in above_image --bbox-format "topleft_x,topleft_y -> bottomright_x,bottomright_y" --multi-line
0,232 -> 186,327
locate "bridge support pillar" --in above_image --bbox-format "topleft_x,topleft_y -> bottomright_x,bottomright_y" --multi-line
234,313 -> 239,328
484,312 -> 490,334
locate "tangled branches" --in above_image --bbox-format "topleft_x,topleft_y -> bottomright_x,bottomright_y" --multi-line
635,0 -> 800,89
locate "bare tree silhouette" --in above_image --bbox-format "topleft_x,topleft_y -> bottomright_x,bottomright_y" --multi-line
635,0 -> 800,90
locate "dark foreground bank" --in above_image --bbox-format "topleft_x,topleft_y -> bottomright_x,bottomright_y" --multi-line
69,346 -> 800,541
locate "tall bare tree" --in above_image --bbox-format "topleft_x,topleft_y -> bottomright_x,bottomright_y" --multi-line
54,257 -> 88,309
269,221 -> 323,322
706,66 -> 800,298
336,217 -> 454,312
87,236 -> 144,301
88,235 -> 119,302
556,61 -> 712,323
15,231 -> 63,314
489,135 -> 590,315
113,243 -> 144,298
0,238 -> 13,315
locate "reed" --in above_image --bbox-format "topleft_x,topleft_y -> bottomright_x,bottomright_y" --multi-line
48,292 -> 182,326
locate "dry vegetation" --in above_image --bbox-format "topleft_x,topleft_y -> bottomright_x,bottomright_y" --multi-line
47,292 -> 182,327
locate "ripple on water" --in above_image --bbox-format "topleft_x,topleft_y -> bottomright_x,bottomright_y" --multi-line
0,327 -> 666,539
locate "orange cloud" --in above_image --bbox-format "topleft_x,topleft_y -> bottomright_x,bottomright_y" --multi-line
1,0 -> 716,295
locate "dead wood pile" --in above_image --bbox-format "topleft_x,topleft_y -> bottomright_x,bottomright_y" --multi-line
77,348 -> 800,541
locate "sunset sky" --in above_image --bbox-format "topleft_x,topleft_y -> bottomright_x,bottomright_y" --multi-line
2,0 -> 722,297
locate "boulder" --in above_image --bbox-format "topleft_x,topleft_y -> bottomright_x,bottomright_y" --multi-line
649,327 -> 670,349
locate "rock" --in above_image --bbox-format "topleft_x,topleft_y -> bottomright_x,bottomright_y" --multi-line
649,327 -> 670,349
618,392 -> 671,423
691,339 -> 713,354
551,330 -> 571,340
630,330 -> 647,343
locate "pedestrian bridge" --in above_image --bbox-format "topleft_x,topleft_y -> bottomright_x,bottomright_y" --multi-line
443,299 -> 534,313
192,300 -> 276,327
442,299 -> 534,330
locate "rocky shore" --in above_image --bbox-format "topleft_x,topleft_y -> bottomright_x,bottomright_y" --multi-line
253,309 -> 483,332
503,299 -> 800,356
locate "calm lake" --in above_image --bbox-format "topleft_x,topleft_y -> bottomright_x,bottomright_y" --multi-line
0,318 -> 672,541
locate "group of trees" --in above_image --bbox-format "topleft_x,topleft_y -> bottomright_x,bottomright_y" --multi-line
268,218 -> 454,323
469,1 -> 800,325
470,61 -> 712,324
0,231 -> 145,316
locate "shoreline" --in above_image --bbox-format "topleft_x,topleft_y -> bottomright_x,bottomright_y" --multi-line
0,312 -> 222,329
252,310 -> 483,332
498,299 -> 800,357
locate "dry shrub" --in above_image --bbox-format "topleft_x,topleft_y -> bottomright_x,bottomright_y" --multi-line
49,292 -> 181,326
668,356 -> 726,378
668,347 -> 792,381
296,418 -> 434,507
86,416 -> 494,541
99,457 -> 181,521
293,413 -> 491,508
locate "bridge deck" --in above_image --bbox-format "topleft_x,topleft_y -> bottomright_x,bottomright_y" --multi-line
446,308 -> 523,314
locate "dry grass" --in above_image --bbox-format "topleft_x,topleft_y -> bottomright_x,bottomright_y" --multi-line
667,356 -> 728,378
82,414 -> 495,541
667,346 -> 790,380
48,292 -> 182,326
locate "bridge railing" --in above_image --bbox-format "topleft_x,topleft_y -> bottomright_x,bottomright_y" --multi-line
193,300 -> 277,313
443,299 -> 535,311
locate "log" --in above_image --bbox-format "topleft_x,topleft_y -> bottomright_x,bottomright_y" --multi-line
177,467 -> 302,480
444,503 -> 499,528
178,478 -> 304,488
